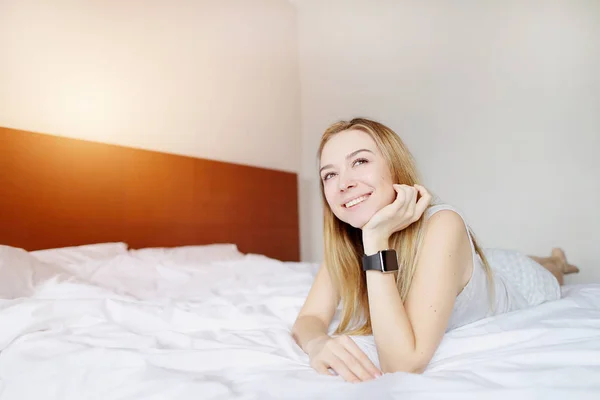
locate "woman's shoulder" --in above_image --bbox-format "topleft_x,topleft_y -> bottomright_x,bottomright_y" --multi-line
422,203 -> 472,241
422,205 -> 469,237
424,203 -> 466,220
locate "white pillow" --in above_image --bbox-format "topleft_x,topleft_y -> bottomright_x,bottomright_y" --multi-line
30,242 -> 129,266
0,245 -> 69,299
128,243 -> 244,265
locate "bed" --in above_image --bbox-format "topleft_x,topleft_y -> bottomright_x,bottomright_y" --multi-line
1,127 -> 599,400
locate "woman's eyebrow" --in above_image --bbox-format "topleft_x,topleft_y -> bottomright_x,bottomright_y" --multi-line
346,148 -> 374,159
319,149 -> 374,174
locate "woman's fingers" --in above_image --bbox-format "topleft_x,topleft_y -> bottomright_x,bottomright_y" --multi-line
405,185 -> 417,217
414,184 -> 432,218
392,184 -> 407,208
340,337 -> 382,379
333,347 -> 377,382
393,184 -> 412,214
328,356 -> 361,383
400,186 -> 413,215
393,184 -> 418,221
312,336 -> 381,383
313,362 -> 335,376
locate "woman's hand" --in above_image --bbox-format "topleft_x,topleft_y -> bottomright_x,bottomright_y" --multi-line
305,335 -> 382,383
362,184 -> 432,253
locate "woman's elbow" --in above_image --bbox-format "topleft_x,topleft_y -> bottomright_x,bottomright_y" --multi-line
410,364 -> 427,374
382,357 -> 429,375
290,318 -> 303,340
382,365 -> 425,375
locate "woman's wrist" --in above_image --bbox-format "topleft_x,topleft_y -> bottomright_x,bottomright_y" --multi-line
304,334 -> 329,355
362,231 -> 390,256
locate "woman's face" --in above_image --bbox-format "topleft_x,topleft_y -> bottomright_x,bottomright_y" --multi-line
320,129 -> 396,229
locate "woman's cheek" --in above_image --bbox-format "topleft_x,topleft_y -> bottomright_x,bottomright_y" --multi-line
324,187 -> 337,210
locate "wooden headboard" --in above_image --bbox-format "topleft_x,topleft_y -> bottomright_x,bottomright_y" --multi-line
0,127 -> 300,261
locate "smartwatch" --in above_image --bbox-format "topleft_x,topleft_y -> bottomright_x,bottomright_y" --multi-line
362,249 -> 399,273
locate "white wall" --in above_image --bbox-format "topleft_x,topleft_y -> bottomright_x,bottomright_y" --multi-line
0,0 -> 300,173
296,0 -> 600,284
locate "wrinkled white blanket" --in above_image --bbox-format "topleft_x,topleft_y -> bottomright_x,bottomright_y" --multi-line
0,252 -> 599,400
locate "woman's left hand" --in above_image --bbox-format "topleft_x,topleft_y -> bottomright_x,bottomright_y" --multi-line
362,184 -> 432,250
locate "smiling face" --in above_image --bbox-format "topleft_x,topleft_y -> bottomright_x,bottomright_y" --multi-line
319,129 -> 396,229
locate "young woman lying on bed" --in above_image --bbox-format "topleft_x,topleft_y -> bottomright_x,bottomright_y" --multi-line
291,118 -> 579,383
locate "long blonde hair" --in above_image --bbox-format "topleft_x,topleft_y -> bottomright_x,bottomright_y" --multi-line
318,118 -> 493,336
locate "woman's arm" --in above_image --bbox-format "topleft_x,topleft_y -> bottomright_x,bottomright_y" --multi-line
291,263 -> 339,352
292,262 -> 382,382
363,209 -> 472,373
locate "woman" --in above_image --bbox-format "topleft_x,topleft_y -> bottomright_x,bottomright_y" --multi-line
291,118 -> 579,383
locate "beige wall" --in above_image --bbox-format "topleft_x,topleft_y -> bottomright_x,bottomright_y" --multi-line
0,0 -> 301,173
296,0 -> 600,284
3,1 -> 600,283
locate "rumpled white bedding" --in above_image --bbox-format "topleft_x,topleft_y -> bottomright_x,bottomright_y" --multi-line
0,252 -> 599,400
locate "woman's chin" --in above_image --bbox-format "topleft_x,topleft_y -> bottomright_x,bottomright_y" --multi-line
339,212 -> 373,230
346,220 -> 364,229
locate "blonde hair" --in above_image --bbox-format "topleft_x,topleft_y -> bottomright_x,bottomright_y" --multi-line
318,118 -> 493,336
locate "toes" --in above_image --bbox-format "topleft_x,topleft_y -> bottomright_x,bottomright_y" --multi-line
550,248 -> 577,274
551,248 -> 567,261
564,264 -> 580,274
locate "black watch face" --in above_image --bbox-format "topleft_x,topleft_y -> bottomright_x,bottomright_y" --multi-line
382,250 -> 398,272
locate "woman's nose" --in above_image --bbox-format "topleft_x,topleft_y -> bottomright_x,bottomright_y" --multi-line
338,174 -> 357,192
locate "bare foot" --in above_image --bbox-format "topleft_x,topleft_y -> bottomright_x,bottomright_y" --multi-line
542,259 -> 564,285
551,248 -> 580,274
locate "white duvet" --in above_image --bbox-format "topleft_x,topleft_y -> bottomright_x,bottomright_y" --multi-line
1,251 -> 599,400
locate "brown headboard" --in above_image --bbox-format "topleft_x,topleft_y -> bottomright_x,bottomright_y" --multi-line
0,127 -> 300,261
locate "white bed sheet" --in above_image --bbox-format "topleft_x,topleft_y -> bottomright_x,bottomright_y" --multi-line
0,252 -> 599,400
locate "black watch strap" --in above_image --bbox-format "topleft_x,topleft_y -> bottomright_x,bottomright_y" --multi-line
362,249 -> 399,273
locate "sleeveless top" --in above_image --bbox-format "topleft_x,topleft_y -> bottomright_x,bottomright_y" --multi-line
424,204 -> 561,332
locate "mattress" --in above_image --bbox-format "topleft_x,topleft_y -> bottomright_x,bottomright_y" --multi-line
0,249 -> 599,400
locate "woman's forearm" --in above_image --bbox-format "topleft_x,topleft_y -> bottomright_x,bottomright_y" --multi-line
366,271 -> 421,372
291,315 -> 330,354
363,236 -> 421,373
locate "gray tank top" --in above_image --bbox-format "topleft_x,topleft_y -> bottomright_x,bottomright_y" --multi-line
425,204 -> 560,331
424,204 -> 494,331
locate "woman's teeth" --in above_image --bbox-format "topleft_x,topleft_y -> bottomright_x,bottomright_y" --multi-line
345,195 -> 369,208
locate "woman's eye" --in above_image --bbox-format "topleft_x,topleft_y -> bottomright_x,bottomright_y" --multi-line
322,172 -> 336,181
353,158 -> 368,167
